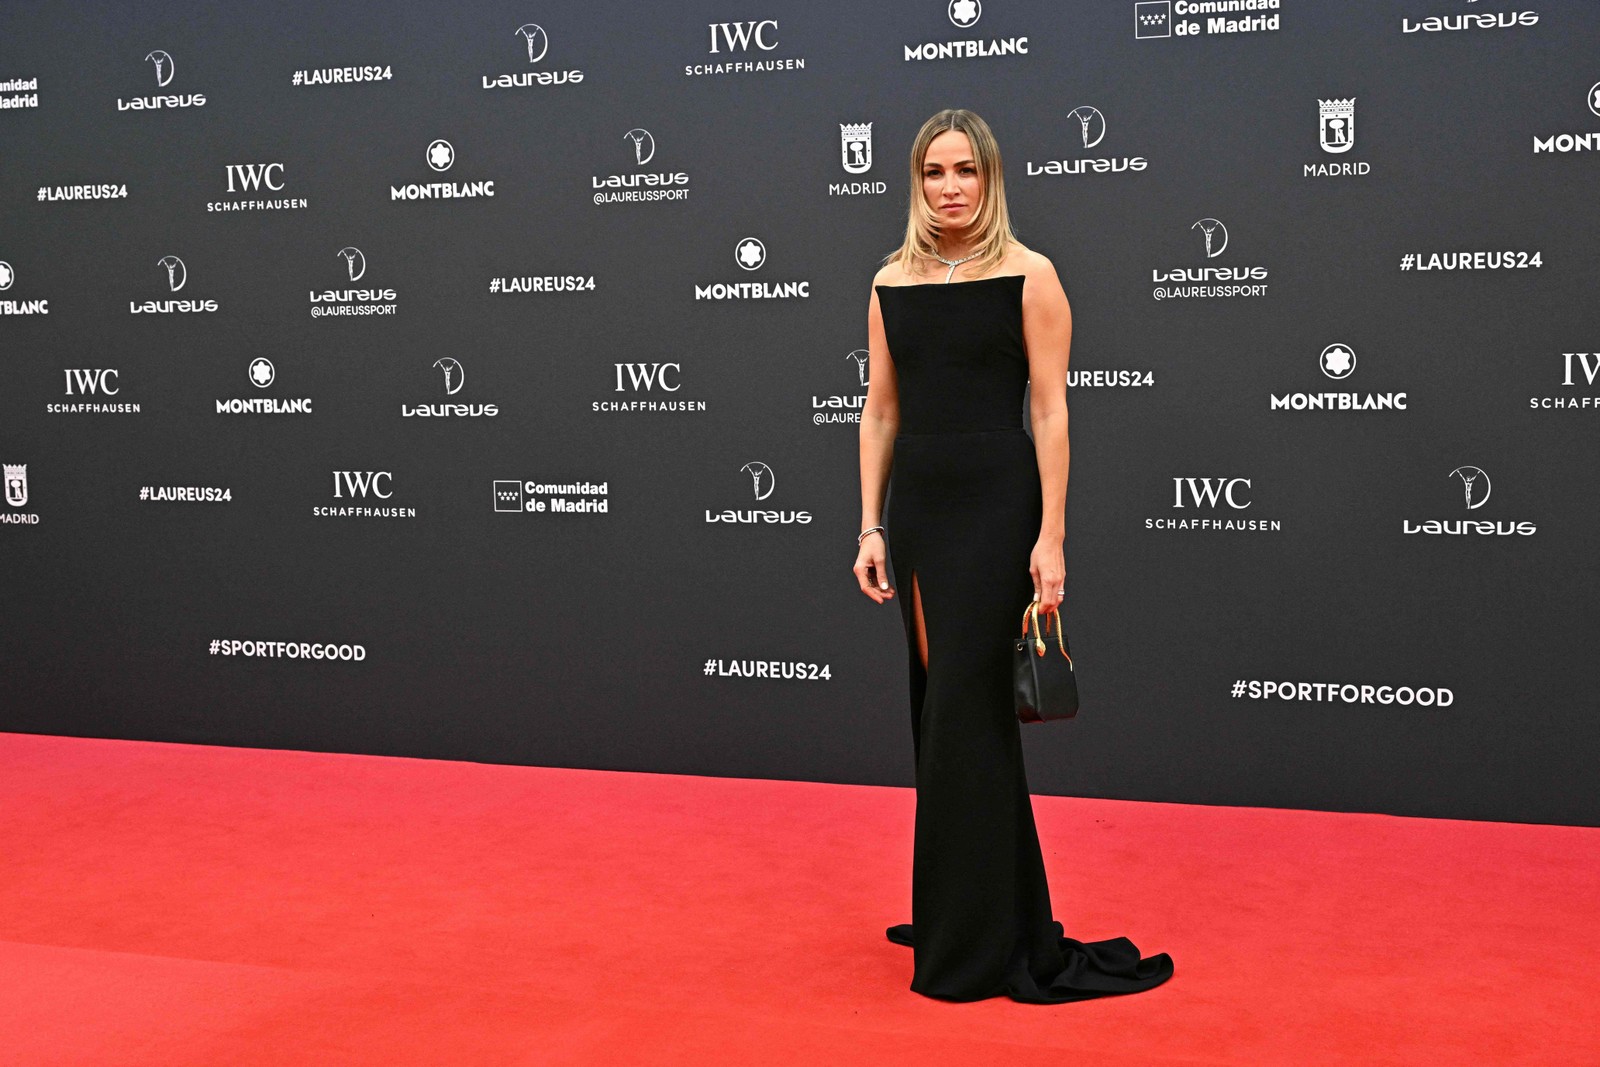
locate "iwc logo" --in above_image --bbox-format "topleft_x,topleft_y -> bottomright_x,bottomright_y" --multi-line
1147,477 -> 1281,532
391,139 -> 495,200
690,20 -> 806,77
117,50 -> 206,110
596,360 -> 706,414
1403,466 -> 1536,536
705,462 -> 812,524
1532,352 -> 1600,410
482,25 -> 583,90
50,368 -> 139,415
1306,98 -> 1371,177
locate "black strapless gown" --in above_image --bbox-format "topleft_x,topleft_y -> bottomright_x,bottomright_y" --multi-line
875,274 -> 1174,1003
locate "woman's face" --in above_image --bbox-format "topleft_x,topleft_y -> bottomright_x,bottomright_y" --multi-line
921,129 -> 982,235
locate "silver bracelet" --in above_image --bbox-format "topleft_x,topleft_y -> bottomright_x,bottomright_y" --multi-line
857,525 -> 886,546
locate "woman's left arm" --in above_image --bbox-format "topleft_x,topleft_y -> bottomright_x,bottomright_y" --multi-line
1021,254 -> 1073,615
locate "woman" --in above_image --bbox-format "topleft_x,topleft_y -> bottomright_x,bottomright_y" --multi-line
852,109 -> 1174,1003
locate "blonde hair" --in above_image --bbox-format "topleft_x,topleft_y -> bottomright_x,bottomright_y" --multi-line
887,109 -> 1019,279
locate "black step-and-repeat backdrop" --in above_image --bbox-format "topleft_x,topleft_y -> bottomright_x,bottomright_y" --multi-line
4,2 -> 1597,826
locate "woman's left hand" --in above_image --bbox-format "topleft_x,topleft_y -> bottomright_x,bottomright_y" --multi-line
1030,535 -> 1066,615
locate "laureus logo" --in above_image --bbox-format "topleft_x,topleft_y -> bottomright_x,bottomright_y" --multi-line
846,348 -> 870,386
434,357 -> 464,395
158,255 -> 186,292
337,247 -> 366,281
1192,218 -> 1228,258
624,128 -> 656,165
1069,105 -> 1106,149
146,50 -> 175,87
740,461 -> 776,500
1449,466 -> 1490,509
1403,465 -> 1534,535
515,24 -> 549,63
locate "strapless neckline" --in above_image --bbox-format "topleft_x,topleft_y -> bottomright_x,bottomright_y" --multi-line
876,274 -> 1025,292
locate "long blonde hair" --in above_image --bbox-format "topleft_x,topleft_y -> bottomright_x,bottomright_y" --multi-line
887,109 -> 1019,279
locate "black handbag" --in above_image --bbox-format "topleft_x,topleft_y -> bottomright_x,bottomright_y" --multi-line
1013,600 -> 1078,723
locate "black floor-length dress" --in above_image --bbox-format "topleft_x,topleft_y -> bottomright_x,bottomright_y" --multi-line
875,273 -> 1174,1003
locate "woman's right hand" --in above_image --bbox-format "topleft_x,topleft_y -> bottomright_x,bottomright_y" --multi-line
853,531 -> 895,604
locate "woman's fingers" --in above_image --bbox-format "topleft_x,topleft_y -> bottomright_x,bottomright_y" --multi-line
854,550 -> 894,603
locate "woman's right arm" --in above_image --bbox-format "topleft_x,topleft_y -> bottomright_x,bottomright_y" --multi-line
853,279 -> 900,604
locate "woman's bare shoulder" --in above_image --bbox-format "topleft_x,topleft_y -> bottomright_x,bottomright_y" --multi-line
873,260 -> 909,288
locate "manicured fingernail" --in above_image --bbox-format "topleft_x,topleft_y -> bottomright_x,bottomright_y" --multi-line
879,582 -> 888,590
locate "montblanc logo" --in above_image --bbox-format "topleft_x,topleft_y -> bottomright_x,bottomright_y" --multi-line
595,361 -> 706,414
1307,98 -> 1371,177
212,162 -> 307,213
217,358 -> 312,415
690,19 -> 806,77
705,462 -> 812,524
0,260 -> 49,316
832,122 -> 886,197
1134,0 -> 1281,38
2,463 -> 38,523
482,23 -> 584,89
1270,344 -> 1408,412
1150,219 -> 1269,299
695,237 -> 810,300
391,139 -> 495,200
592,128 -> 690,204
905,0 -> 1028,61
131,255 -> 217,314
1403,4 -> 1537,34
402,357 -> 497,417
117,50 -> 205,110
1532,351 -> 1600,410
50,368 -> 140,415
1026,106 -> 1148,176
318,471 -> 416,518
310,245 -> 397,317
1533,83 -> 1600,154
1403,466 -> 1536,536
1147,477 -> 1281,532
812,350 -> 869,426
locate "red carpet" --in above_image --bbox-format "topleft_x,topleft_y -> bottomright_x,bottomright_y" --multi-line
1,732 -> 1595,1065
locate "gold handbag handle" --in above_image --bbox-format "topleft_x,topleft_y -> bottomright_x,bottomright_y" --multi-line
1020,600 -> 1073,664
